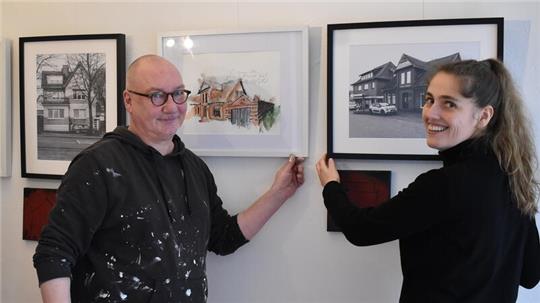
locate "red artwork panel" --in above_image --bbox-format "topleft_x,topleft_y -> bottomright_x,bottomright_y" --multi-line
327,170 -> 391,232
23,188 -> 57,241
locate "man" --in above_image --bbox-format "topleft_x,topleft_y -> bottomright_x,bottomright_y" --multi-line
33,55 -> 304,303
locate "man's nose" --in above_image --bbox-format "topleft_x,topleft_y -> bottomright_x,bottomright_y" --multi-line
161,94 -> 177,111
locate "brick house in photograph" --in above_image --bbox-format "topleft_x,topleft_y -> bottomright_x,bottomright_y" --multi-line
190,79 -> 274,128
39,64 -> 105,133
389,53 -> 461,112
350,53 -> 461,113
350,61 -> 396,112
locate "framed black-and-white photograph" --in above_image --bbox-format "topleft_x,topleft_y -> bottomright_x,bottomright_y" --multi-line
158,27 -> 309,157
20,34 -> 126,179
327,18 -> 503,160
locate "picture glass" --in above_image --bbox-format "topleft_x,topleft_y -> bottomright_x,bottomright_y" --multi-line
182,51 -> 281,135
20,34 -> 125,179
159,28 -> 308,157
328,19 -> 502,160
35,52 -> 107,161
347,42 -> 479,140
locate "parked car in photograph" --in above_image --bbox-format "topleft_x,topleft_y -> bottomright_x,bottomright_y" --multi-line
71,124 -> 88,134
369,102 -> 397,115
349,101 -> 357,110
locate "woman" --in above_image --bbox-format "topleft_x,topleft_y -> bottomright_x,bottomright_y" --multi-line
316,59 -> 540,302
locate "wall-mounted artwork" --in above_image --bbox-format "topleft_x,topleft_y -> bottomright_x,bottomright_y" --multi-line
327,18 -> 503,160
327,170 -> 391,232
0,38 -> 12,177
189,75 -> 279,133
159,27 -> 308,157
23,188 -> 57,241
20,34 -> 126,179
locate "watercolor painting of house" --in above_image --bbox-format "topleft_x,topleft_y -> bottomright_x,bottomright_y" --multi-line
189,78 -> 279,132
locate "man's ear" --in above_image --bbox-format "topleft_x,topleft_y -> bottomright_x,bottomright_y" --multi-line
477,105 -> 494,129
123,90 -> 133,113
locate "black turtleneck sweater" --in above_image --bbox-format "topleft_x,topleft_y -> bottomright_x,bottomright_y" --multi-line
323,138 -> 540,302
34,127 -> 248,303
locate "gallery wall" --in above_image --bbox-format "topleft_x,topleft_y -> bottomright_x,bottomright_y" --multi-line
0,1 -> 4,297
1,1 -> 539,303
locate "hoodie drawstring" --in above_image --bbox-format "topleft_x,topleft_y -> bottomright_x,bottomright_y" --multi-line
179,156 -> 192,216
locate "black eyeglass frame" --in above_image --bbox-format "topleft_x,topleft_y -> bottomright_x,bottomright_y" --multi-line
128,89 -> 191,106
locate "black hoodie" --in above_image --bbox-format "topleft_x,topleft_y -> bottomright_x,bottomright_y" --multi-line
34,127 -> 248,303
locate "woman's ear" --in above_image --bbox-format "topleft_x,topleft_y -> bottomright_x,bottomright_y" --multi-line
477,105 -> 494,129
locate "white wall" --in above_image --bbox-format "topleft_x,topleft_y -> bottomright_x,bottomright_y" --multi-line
1,1 -> 539,303
0,1 -> 3,298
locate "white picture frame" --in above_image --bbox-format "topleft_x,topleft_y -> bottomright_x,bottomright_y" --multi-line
158,27 -> 309,157
0,38 -> 12,177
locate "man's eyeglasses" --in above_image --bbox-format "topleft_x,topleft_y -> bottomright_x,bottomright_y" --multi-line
128,89 -> 191,106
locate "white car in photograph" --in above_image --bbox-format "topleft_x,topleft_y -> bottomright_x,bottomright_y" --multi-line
369,102 -> 397,115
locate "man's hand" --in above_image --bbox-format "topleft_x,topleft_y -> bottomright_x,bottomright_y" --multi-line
237,155 -> 305,240
269,154 -> 305,200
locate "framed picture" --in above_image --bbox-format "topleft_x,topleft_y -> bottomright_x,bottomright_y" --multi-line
23,187 -> 57,241
327,170 -> 391,232
0,38 -> 12,177
158,27 -> 309,157
327,18 -> 503,160
20,34 -> 126,179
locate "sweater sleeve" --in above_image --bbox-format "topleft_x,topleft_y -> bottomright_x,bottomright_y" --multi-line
33,153 -> 110,285
202,163 -> 249,255
323,169 -> 450,246
520,218 -> 540,288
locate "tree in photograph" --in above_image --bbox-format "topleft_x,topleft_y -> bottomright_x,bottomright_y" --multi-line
35,54 -> 60,82
68,53 -> 106,134
35,54 -> 61,104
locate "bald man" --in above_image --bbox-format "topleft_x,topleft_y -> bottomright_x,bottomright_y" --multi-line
34,55 -> 304,303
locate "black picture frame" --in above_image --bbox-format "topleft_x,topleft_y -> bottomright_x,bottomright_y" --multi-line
20,34 -> 126,179
327,18 -> 503,160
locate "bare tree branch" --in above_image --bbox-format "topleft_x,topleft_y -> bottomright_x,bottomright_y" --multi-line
67,53 -> 106,134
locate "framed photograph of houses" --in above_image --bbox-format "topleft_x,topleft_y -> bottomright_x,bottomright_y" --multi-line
327,18 -> 503,160
327,170 -> 390,232
158,27 -> 308,157
20,34 -> 126,179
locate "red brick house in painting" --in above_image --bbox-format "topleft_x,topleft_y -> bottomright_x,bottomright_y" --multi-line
190,79 -> 275,128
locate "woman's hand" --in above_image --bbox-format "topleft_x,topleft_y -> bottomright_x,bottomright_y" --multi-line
315,153 -> 340,187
